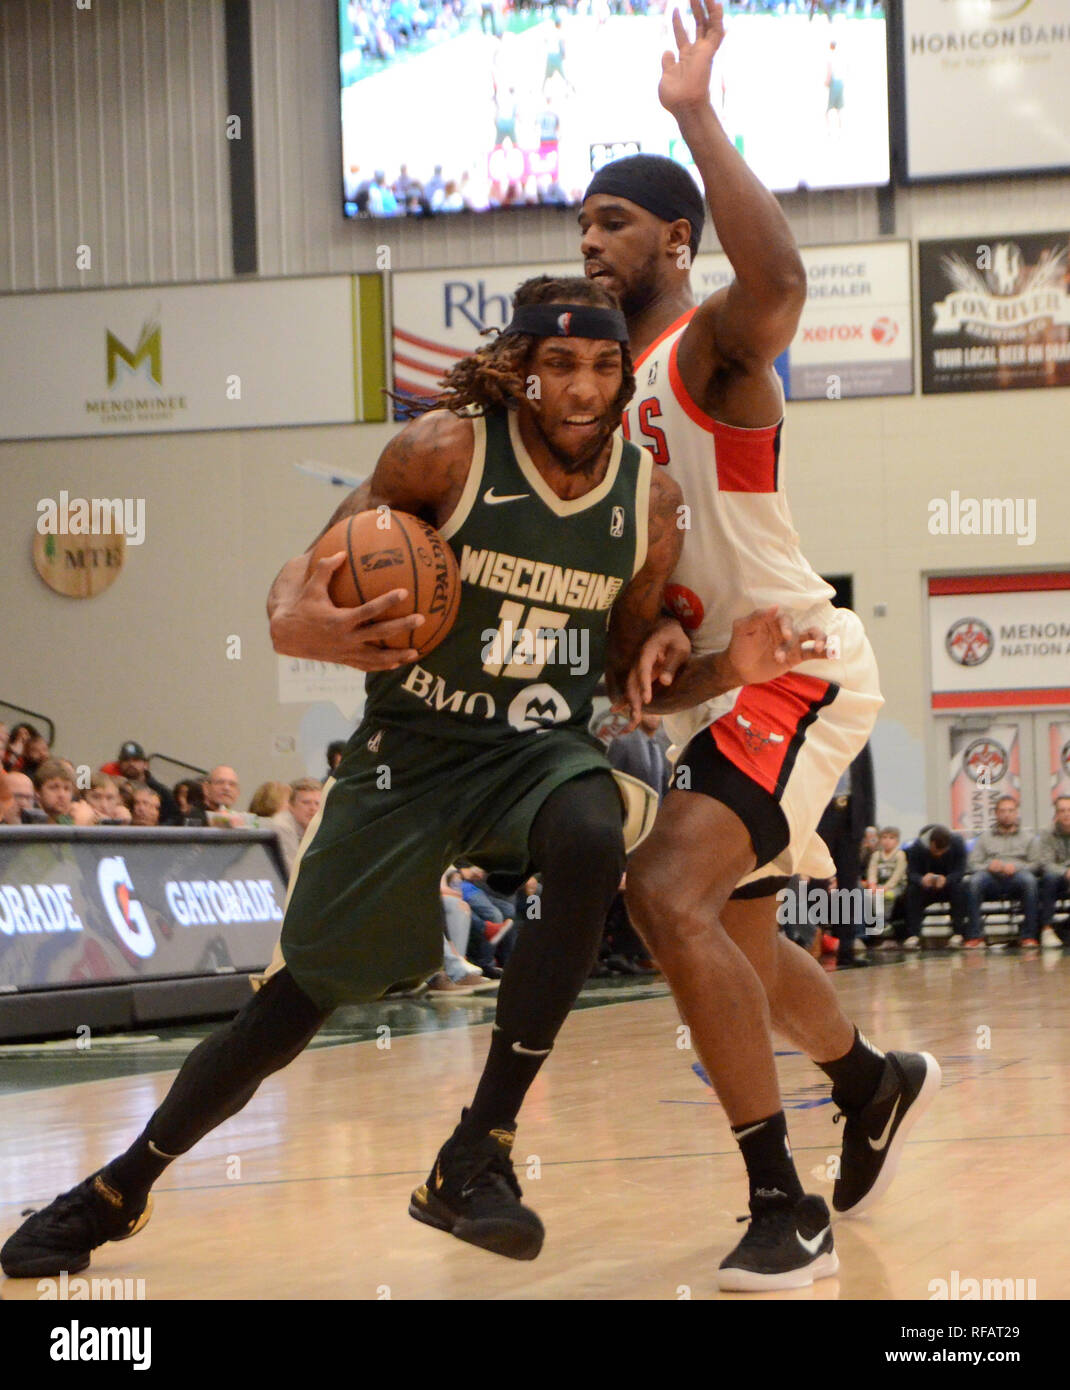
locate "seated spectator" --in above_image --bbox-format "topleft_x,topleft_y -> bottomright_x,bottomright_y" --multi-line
33,760 -> 77,824
326,741 -> 348,778
1029,796 -> 1070,949
100,742 -> 183,825
594,871 -> 656,976
3,770 -> 44,823
455,861 -> 514,967
965,795 -> 1038,948
898,825 -> 967,950
130,784 -> 162,827
270,778 -> 323,877
173,778 -> 206,821
21,732 -> 51,780
249,781 -> 291,818
3,723 -> 39,773
866,826 -> 907,940
185,766 -> 241,825
85,773 -> 132,824
859,825 -> 879,878
607,713 -> 671,799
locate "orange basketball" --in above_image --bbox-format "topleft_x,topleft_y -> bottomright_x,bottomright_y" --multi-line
306,508 -> 460,657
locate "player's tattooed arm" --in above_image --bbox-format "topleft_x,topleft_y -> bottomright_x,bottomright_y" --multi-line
266,411 -> 473,670
605,469 -> 685,705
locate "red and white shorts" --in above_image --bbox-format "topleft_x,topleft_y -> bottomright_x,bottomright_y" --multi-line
668,606 -> 883,891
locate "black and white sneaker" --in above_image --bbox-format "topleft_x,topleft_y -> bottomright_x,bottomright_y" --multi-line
718,1194 -> 838,1292
833,1050 -> 941,1217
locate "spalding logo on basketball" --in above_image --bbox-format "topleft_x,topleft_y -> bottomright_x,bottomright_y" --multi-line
507,683 -> 571,732
871,316 -> 898,346
665,582 -> 704,632
963,738 -> 1008,785
946,617 -> 993,667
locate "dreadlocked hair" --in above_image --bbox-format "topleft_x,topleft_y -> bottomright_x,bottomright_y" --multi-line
404,275 -> 635,420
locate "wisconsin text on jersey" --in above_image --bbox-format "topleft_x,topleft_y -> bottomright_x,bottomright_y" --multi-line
458,545 -> 625,611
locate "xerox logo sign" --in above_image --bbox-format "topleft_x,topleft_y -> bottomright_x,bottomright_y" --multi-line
98,856 -> 156,959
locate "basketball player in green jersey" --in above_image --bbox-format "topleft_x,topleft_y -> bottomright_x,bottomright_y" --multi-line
2,275 -> 813,1279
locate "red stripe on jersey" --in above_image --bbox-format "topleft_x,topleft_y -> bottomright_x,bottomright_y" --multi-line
667,334 -> 782,492
632,308 -> 696,371
709,673 -> 833,797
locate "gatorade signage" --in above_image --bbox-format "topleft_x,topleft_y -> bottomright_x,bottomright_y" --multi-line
0,829 -> 286,992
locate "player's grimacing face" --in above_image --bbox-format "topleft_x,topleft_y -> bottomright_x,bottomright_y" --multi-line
525,336 -> 622,471
579,195 -> 676,314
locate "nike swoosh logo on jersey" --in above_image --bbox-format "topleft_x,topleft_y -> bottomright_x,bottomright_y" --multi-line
796,1225 -> 830,1257
868,1095 -> 904,1152
484,488 -> 529,505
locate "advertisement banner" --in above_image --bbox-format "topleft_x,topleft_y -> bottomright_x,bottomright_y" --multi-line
902,0 -> 1070,180
0,830 -> 286,992
919,232 -> 1070,394
928,574 -> 1070,707
949,722 -> 1022,835
1048,719 -> 1070,802
0,275 -> 386,441
391,241 -> 912,416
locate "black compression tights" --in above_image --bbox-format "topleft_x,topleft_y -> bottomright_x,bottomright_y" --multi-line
146,967 -> 329,1156
495,770 -> 626,1049
130,772 -> 624,1162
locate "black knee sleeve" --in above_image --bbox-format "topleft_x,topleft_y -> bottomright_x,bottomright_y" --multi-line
149,968 -> 329,1155
494,772 -> 625,1050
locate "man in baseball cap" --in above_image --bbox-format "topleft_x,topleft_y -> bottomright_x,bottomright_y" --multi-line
100,741 -> 183,826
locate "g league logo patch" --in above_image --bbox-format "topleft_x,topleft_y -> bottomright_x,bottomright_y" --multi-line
946,618 -> 993,667
610,505 -> 625,538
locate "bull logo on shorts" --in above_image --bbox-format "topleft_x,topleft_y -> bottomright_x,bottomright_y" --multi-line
945,617 -> 993,667
736,714 -> 786,756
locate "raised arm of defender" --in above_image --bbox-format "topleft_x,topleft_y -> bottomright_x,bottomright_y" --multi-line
266,412 -> 474,671
662,0 -> 806,417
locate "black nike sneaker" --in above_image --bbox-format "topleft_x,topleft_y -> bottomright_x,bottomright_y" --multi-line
1,1171 -> 153,1279
832,1050 -> 942,1217
409,1116 -> 544,1260
717,1194 -> 838,1292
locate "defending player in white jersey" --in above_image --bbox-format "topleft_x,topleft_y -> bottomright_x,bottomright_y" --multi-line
580,1 -> 940,1291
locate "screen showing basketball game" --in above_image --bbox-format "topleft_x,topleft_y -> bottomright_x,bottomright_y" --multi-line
338,1 -> 890,218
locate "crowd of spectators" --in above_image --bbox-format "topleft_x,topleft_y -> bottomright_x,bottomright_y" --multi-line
785,796 -> 1070,959
0,725 -> 327,872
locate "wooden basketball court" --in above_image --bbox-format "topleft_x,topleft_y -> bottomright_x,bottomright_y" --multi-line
1,953 -> 1065,1301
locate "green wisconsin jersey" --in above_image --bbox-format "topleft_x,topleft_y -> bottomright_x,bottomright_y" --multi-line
364,406 -> 652,743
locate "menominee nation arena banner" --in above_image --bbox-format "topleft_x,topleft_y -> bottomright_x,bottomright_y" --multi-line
0,275 -> 386,440
391,241 -> 913,414
928,572 -> 1070,711
0,830 -> 287,993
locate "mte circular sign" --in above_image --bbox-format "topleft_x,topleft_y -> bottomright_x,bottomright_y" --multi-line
946,617 -> 993,666
32,529 -> 125,598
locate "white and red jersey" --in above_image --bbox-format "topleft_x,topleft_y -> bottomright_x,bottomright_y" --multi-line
621,307 -> 837,747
